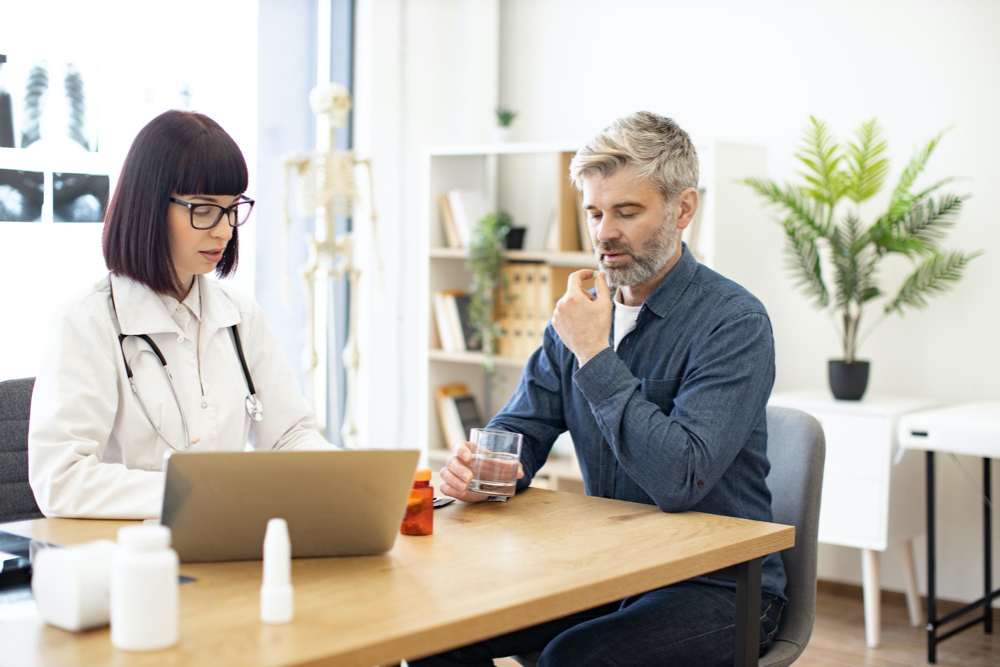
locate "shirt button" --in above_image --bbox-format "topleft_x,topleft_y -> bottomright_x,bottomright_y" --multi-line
697,480 -> 705,489
201,402 -> 208,409
191,436 -> 200,444
176,306 -> 184,313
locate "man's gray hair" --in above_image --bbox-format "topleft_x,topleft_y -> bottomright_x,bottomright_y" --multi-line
570,111 -> 699,201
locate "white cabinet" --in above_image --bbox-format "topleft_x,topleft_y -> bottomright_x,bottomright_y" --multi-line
769,391 -> 938,648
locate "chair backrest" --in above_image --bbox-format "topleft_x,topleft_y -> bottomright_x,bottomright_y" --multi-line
0,377 -> 43,523
760,405 -> 826,666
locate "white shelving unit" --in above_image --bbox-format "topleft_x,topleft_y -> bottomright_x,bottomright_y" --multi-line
419,141 -> 768,484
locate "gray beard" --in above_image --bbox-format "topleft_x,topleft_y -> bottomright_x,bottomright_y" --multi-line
595,214 -> 681,290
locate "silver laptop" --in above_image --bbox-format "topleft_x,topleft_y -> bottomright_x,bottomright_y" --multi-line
160,449 -> 420,562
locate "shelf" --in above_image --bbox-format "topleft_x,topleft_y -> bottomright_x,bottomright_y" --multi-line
428,349 -> 528,367
430,247 -> 596,267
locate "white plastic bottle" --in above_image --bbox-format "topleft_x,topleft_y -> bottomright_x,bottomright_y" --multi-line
110,525 -> 179,651
260,518 -> 294,624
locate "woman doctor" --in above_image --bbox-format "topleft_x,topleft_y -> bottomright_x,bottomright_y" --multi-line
28,110 -> 331,519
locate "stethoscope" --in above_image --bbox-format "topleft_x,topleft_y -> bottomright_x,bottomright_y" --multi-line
109,280 -> 264,452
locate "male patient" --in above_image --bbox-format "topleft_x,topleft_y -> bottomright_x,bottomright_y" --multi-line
418,111 -> 785,666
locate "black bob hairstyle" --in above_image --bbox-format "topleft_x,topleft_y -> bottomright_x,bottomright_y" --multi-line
103,110 -> 248,295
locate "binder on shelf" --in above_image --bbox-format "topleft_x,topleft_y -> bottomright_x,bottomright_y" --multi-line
520,266 -> 539,357
439,194 -> 461,248
496,264 -> 522,358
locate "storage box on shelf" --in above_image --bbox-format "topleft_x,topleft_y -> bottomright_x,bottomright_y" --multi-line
420,141 -> 767,492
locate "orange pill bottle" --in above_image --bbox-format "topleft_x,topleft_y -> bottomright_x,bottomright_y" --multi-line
401,468 -> 434,536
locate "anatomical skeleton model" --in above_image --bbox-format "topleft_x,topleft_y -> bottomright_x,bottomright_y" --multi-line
283,82 -> 377,448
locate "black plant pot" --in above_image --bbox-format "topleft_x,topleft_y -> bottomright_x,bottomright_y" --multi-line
828,360 -> 870,401
505,227 -> 526,250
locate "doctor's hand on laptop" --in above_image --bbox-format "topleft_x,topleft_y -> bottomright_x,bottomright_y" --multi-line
439,439 -> 525,503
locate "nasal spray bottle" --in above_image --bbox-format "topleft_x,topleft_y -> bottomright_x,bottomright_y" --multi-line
260,518 -> 293,624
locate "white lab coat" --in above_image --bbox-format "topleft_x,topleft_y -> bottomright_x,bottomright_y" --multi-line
28,273 -> 332,519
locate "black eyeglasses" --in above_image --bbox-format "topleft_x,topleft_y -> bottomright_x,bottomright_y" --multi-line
169,195 -> 255,230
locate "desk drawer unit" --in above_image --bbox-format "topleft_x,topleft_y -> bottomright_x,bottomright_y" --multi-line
809,411 -> 890,548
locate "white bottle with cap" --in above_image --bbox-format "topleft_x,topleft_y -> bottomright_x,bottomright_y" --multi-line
110,525 -> 179,651
260,518 -> 294,624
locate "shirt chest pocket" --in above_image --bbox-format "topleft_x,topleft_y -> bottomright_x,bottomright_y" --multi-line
640,377 -> 683,416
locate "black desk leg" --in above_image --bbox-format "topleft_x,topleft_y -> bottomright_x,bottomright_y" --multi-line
985,457 -> 992,635
927,451 -> 937,664
734,557 -> 762,667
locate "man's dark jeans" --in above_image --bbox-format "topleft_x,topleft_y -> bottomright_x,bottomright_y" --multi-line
408,581 -> 785,666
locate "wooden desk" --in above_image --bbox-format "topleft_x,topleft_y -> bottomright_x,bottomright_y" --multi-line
0,487 -> 793,666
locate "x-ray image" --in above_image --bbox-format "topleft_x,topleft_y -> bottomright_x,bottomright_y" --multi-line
0,169 -> 44,222
53,172 -> 109,222
0,54 -> 98,152
0,55 -> 12,148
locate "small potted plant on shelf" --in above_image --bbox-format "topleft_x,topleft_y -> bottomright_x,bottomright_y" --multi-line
467,211 -> 511,374
494,106 -> 517,143
745,116 -> 982,400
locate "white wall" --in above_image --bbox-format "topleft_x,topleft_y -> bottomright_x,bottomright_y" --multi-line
0,0 -> 258,381
353,0 -> 500,453
496,0 -> 1000,606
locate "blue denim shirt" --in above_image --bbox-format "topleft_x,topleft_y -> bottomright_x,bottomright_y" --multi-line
489,244 -> 786,600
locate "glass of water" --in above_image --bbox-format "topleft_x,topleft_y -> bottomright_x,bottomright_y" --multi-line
467,428 -> 523,498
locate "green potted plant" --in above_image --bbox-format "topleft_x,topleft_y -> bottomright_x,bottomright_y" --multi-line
467,211 -> 512,374
494,106 -> 517,143
745,116 -> 982,400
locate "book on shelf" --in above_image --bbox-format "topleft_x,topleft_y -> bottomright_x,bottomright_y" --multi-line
439,194 -> 461,248
434,384 -> 484,449
432,290 -> 482,352
453,293 -> 483,352
446,189 -> 489,248
433,291 -> 457,352
453,394 -> 486,437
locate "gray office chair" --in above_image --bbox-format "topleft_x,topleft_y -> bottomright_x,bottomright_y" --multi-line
512,406 -> 825,667
0,377 -> 43,523
759,405 -> 825,666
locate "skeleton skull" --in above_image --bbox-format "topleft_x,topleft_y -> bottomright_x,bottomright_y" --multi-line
309,82 -> 352,128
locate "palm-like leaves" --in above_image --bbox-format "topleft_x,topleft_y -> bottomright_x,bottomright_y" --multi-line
885,250 -> 983,315
795,116 -> 846,213
844,118 -> 889,203
782,221 -> 828,308
744,117 -> 981,361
